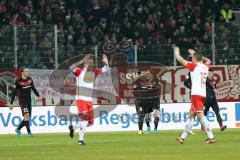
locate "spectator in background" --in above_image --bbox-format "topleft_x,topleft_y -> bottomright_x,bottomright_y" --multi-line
40,36 -> 52,50
0,0 -> 239,69
218,2 -> 235,23
66,43 -> 76,58
126,39 -> 135,63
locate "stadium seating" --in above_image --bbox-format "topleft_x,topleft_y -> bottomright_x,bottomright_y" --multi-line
0,0 -> 239,68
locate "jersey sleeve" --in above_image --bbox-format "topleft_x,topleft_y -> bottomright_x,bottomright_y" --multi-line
184,62 -> 197,71
94,66 -> 110,76
73,68 -> 82,76
10,80 -> 20,104
94,69 -> 101,76
31,79 -> 40,97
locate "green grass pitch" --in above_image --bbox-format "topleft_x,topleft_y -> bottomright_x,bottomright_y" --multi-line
0,129 -> 239,160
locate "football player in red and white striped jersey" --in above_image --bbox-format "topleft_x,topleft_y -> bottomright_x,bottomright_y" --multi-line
68,54 -> 110,145
174,47 -> 215,144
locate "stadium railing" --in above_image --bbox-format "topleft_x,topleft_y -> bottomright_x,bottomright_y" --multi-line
0,22 -> 239,70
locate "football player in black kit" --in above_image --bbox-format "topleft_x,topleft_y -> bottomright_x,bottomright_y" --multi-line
184,68 -> 227,131
204,69 -> 227,131
133,70 -> 161,135
8,66 -> 40,137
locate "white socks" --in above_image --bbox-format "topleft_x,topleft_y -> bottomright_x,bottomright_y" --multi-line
79,120 -> 88,141
181,117 -> 214,140
181,120 -> 194,139
74,122 -> 80,130
200,117 -> 214,139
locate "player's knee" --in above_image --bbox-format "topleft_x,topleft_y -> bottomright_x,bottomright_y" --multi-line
189,112 -> 196,119
153,109 -> 159,117
196,112 -> 204,119
145,113 -> 150,118
135,105 -> 140,113
154,116 -> 159,123
24,113 -> 30,121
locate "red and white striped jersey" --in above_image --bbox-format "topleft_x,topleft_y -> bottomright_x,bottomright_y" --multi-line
73,66 -> 109,101
184,62 -> 210,97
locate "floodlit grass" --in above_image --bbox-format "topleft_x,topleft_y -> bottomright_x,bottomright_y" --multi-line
0,129 -> 239,160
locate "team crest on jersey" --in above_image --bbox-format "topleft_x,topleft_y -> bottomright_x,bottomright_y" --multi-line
83,72 -> 95,83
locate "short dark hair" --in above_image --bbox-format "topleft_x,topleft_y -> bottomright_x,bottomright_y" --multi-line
193,52 -> 203,62
20,66 -> 27,72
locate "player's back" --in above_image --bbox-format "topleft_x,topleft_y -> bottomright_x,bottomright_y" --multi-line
190,63 -> 209,97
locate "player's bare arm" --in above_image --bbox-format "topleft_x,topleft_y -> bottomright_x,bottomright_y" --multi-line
102,54 -> 109,67
69,59 -> 84,70
174,47 -> 188,66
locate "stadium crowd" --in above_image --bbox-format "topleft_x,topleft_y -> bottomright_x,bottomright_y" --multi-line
0,0 -> 239,68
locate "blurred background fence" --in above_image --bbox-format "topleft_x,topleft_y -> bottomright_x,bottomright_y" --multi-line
0,21 -> 240,70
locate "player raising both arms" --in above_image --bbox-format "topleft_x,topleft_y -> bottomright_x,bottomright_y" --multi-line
8,66 -> 40,137
68,54 -> 110,145
174,47 -> 216,144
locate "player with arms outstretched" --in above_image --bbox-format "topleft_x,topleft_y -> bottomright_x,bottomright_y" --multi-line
174,47 -> 215,144
8,66 -> 40,137
68,54 -> 109,145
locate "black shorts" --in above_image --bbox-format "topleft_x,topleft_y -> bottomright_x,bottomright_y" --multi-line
20,103 -> 32,116
135,101 -> 151,114
137,100 -> 154,114
150,98 -> 160,110
136,97 -> 160,113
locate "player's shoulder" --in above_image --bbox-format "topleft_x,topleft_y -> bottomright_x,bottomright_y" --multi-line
27,77 -> 33,82
74,67 -> 82,72
200,63 -> 210,69
195,63 -> 207,68
76,67 -> 82,70
16,77 -> 21,81
186,61 -> 198,67
185,61 -> 197,71
204,62 -> 210,69
94,68 -> 102,75
73,67 -> 82,76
